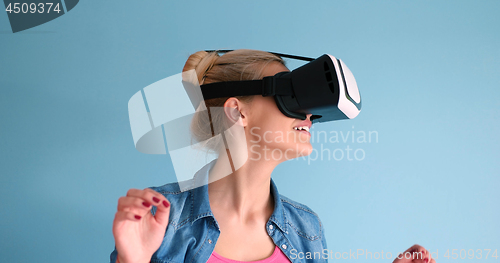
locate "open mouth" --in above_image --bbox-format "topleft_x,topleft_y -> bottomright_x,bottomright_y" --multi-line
293,126 -> 311,136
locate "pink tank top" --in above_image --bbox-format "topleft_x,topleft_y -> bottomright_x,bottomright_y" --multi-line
207,245 -> 291,263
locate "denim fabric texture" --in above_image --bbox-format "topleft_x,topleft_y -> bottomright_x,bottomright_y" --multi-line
110,159 -> 328,263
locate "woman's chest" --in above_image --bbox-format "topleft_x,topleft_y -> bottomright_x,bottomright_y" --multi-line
213,222 -> 277,261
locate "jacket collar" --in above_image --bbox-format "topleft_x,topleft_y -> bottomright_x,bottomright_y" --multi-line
190,159 -> 287,233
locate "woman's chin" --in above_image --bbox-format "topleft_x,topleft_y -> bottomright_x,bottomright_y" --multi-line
282,143 -> 314,160
297,144 -> 313,157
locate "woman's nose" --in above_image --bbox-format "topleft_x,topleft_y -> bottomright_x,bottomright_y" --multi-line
306,113 -> 312,120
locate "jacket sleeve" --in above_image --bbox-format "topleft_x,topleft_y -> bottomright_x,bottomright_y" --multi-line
320,216 -> 328,250
110,246 -> 118,263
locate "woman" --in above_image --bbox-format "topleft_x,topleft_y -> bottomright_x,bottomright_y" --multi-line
110,49 -> 435,263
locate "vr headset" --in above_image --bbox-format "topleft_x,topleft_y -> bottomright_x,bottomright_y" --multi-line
197,50 -> 362,123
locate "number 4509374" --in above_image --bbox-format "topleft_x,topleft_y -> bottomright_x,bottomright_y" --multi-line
443,249 -> 498,260
6,3 -> 61,14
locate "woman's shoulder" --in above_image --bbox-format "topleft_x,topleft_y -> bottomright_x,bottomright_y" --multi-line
149,180 -> 184,195
278,193 -> 325,241
279,194 -> 320,217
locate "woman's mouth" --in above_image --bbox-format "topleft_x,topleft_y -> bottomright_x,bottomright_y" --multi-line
293,126 -> 311,136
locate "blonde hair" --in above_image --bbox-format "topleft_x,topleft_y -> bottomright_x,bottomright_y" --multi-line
183,49 -> 286,153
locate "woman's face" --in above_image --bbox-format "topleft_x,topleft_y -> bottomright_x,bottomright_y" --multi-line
243,62 -> 313,162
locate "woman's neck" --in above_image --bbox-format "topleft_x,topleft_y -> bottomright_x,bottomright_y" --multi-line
208,157 -> 277,224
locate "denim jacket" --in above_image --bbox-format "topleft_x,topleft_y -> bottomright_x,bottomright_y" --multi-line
110,159 -> 328,263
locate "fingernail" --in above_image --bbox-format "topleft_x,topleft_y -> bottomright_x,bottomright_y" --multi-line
152,197 -> 160,203
163,200 -> 170,208
134,215 -> 142,220
142,201 -> 151,208
424,258 -> 428,263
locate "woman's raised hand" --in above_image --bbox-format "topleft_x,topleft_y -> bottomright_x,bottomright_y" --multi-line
112,188 -> 171,263
392,244 -> 435,263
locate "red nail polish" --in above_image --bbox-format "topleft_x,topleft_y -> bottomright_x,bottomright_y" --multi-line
163,200 -> 170,208
152,197 -> 160,203
142,201 -> 151,208
134,215 -> 142,220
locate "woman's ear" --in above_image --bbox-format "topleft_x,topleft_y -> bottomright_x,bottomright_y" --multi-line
224,98 -> 248,127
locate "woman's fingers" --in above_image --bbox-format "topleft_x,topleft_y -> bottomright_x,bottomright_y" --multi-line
114,210 -> 143,222
140,188 -> 172,226
126,188 -> 168,206
414,245 -> 427,262
405,244 -> 422,253
120,188 -> 171,227
154,199 -> 170,228
416,245 -> 433,263
117,196 -> 153,216
142,188 -> 171,226
153,197 -> 171,226
423,247 -> 432,263
398,244 -> 431,262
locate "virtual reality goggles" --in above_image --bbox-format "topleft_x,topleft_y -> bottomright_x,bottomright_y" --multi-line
197,50 -> 362,123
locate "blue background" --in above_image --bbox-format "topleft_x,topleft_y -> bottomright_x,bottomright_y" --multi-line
1,0 -> 499,262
